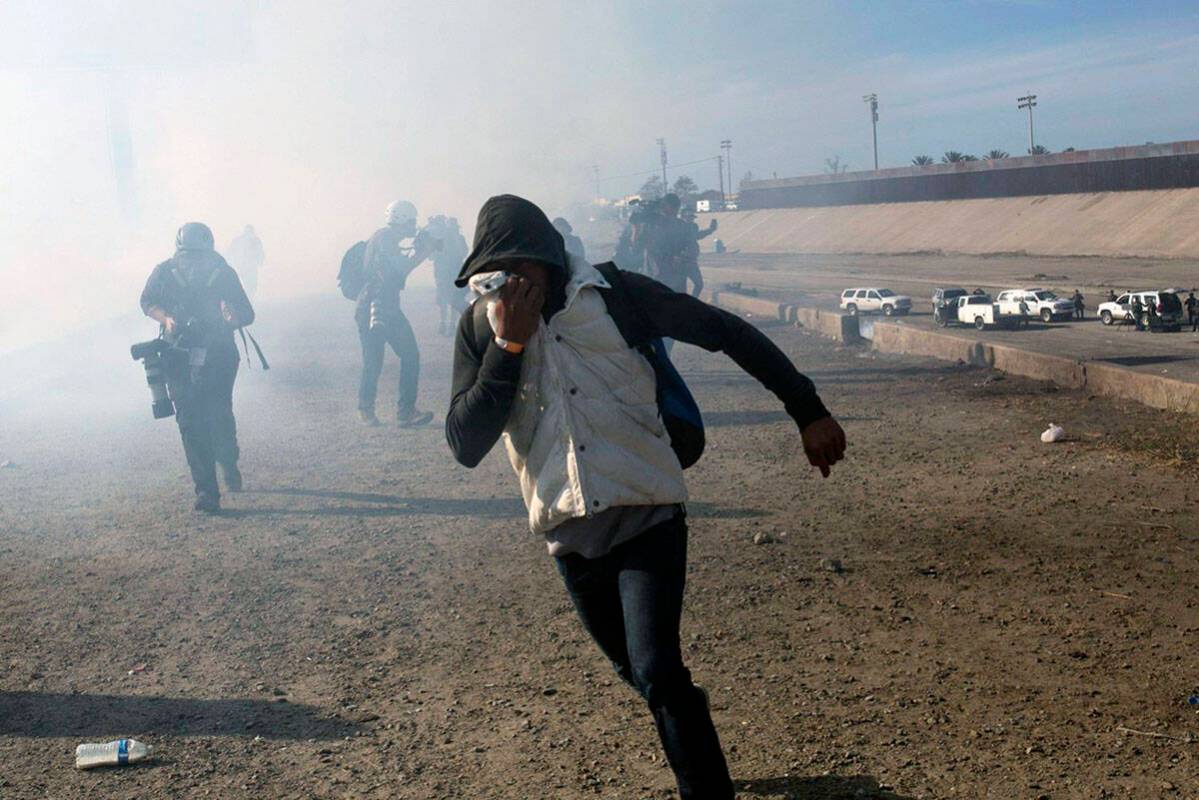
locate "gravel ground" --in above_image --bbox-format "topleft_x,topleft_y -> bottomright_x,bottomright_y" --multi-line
2,289 -> 1198,799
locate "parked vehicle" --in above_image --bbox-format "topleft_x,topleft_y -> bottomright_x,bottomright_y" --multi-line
937,294 -> 1019,330
1098,290 -> 1184,330
840,287 -> 913,317
932,287 -> 969,325
995,288 -> 1075,322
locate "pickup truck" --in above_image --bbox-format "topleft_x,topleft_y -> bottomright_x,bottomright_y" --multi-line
937,294 -> 1018,330
995,288 -> 1075,322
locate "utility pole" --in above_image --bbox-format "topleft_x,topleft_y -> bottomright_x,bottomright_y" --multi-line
1017,93 -> 1037,154
716,153 -> 725,206
720,139 -> 733,200
657,138 -> 668,189
862,93 -> 879,170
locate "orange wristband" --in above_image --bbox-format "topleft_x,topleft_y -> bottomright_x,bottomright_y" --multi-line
494,336 -> 525,354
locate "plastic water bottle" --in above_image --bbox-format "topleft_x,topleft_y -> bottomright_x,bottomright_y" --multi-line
74,739 -> 153,769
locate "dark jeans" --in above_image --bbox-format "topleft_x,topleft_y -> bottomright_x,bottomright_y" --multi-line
555,514 -> 733,800
170,345 -> 239,498
356,307 -> 420,413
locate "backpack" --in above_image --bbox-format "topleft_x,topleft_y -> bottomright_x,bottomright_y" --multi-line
471,262 -> 705,468
337,241 -> 368,300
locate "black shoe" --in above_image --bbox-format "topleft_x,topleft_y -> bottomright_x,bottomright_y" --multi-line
194,492 -> 220,514
358,409 -> 381,427
221,464 -> 243,493
397,408 -> 434,427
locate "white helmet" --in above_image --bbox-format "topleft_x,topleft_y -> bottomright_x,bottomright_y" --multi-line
385,200 -> 417,226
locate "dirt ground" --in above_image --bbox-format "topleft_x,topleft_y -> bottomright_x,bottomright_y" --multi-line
2,286 -> 1199,799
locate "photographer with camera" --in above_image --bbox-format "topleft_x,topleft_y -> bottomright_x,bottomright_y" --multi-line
355,200 -> 439,427
139,222 -> 255,514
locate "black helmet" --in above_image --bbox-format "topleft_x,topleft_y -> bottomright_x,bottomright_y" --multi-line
175,222 -> 215,252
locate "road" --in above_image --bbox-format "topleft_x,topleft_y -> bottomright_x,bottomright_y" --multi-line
703,252 -> 1199,383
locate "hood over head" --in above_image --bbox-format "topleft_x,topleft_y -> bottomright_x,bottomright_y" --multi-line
456,195 -> 567,288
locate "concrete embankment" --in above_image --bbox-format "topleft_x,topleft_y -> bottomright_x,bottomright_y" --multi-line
709,291 -> 1199,414
709,188 -> 1199,259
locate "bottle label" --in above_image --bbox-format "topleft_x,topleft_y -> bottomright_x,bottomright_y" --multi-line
117,739 -> 129,765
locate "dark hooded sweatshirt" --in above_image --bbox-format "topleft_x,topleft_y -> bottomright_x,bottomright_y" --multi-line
445,195 -> 829,557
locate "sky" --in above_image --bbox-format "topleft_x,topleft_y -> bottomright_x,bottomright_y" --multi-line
1,0 -> 1197,353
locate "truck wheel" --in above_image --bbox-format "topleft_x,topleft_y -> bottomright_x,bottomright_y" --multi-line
974,316 -> 986,330
846,304 -> 858,316
1040,308 -> 1053,323
883,304 -> 894,316
1100,310 -> 1113,325
935,314 -> 948,328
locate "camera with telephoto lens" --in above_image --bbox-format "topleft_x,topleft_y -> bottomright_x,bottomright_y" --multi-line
130,318 -> 204,419
130,337 -> 176,419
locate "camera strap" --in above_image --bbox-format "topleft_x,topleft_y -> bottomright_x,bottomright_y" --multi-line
239,327 -> 270,371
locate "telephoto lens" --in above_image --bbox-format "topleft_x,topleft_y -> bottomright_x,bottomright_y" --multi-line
130,339 -> 176,419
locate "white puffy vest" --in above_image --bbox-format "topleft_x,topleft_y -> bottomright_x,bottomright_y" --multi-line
488,260 -> 688,535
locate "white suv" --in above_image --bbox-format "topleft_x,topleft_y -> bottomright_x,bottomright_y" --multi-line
995,288 -> 1075,322
1098,290 -> 1184,330
839,288 -> 912,317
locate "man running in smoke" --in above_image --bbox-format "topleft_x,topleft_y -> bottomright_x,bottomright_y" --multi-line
356,200 -> 437,427
140,222 -> 255,513
445,195 -> 846,799
430,215 -> 470,336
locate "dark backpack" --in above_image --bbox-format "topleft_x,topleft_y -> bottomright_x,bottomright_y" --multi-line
471,262 -> 705,468
337,241 -> 368,300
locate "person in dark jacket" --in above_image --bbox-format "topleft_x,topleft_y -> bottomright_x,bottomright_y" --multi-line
681,208 -> 718,241
356,200 -> 438,426
1186,291 -> 1198,332
642,194 -> 702,297
140,222 -> 255,513
444,195 -> 846,800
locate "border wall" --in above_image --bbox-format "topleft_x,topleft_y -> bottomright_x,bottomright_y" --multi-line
740,139 -> 1199,209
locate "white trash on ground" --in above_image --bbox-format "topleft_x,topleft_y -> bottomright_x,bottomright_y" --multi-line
1041,424 -> 1066,443
75,739 -> 153,769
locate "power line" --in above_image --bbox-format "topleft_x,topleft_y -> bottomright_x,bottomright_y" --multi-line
1018,92 -> 1038,153
594,156 -> 722,185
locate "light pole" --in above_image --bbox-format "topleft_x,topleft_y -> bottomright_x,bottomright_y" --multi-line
716,153 -> 725,206
593,164 -> 600,200
720,139 -> 733,201
657,138 -> 668,189
862,93 -> 879,170
1017,93 -> 1037,154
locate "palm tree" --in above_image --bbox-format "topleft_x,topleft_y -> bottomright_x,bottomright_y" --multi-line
942,151 -> 969,163
912,155 -> 935,166
1029,144 -> 1051,155
960,154 -> 979,161
984,149 -> 1009,160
